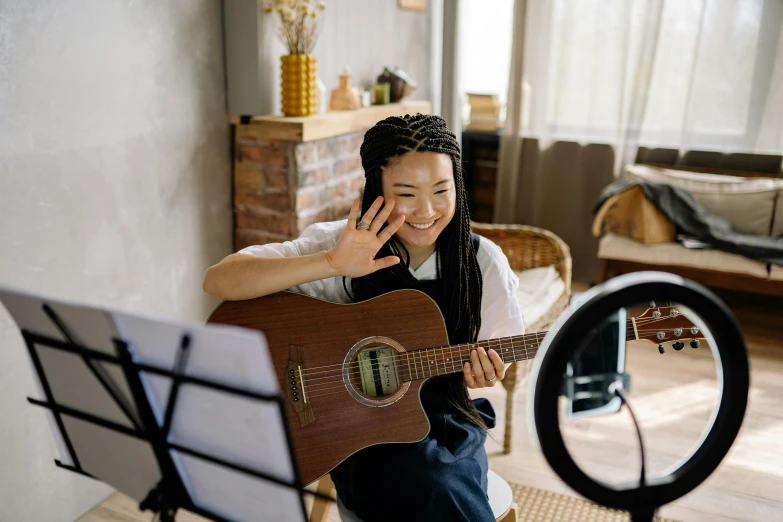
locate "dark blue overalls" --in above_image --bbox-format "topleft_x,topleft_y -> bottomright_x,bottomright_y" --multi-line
330,236 -> 498,522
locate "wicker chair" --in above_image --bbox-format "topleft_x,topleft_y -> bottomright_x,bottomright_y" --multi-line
470,222 -> 573,454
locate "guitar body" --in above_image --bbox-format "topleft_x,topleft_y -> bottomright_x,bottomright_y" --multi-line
206,289 -> 449,486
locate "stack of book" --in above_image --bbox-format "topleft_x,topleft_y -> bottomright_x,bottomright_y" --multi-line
465,93 -> 502,132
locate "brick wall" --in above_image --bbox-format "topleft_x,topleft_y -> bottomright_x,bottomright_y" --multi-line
233,131 -> 366,250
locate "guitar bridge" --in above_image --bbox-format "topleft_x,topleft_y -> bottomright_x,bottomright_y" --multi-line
286,344 -> 315,428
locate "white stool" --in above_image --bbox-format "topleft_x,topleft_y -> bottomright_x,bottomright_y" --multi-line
311,470 -> 519,522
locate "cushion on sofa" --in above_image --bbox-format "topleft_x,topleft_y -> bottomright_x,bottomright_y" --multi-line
770,264 -> 783,281
598,233 -> 770,278
515,265 -> 566,329
624,164 -> 783,236
773,191 -> 783,237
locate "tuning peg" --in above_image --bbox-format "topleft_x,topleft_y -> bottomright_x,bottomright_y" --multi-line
672,341 -> 685,351
649,301 -> 656,308
690,339 -> 700,349
658,344 -> 665,354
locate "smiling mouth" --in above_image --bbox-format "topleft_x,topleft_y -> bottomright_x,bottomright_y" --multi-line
407,219 -> 438,230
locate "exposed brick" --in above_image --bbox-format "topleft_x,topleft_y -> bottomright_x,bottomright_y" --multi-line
236,210 -> 293,236
296,189 -> 320,211
295,208 -> 331,234
238,140 -> 290,168
234,164 -> 265,191
341,133 -> 364,156
349,174 -> 365,192
298,165 -> 332,188
326,179 -> 352,201
471,184 -> 496,206
235,228 -> 289,250
334,156 -> 361,176
294,142 -> 318,170
330,197 -> 356,221
263,168 -> 289,190
237,145 -> 262,164
317,139 -> 337,160
235,188 -> 291,212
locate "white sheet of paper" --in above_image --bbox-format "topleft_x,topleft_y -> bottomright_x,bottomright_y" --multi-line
0,285 -> 156,497
2,286 -> 302,521
112,310 -> 300,520
174,452 -> 305,522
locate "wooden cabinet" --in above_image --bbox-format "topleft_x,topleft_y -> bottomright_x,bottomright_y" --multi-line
461,130 -> 501,222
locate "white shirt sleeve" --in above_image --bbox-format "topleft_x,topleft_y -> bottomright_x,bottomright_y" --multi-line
237,219 -> 351,304
476,237 -> 526,342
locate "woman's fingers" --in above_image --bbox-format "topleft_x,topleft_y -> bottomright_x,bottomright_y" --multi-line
488,349 -> 505,380
377,214 -> 405,244
347,199 -> 360,229
372,255 -> 401,271
476,347 -> 497,385
470,349 -> 487,387
358,196 -> 383,228
463,362 -> 477,389
370,198 -> 395,232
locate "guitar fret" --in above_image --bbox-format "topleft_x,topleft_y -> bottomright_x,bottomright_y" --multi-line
439,346 -> 446,376
400,333 -> 551,382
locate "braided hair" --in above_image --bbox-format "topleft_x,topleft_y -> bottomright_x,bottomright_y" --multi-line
345,113 -> 487,430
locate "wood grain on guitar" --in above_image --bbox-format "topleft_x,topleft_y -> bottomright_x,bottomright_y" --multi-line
206,290 -> 703,486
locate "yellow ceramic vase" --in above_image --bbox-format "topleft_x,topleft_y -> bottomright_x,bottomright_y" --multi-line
281,54 -> 317,117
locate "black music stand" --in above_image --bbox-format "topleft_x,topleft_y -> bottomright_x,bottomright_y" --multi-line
0,286 -> 330,522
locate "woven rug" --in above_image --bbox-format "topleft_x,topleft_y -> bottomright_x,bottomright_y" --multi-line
510,482 -> 680,522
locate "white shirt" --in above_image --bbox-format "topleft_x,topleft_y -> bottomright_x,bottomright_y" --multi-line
238,219 -> 525,341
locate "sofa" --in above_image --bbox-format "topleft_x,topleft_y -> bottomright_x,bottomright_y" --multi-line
596,163 -> 783,295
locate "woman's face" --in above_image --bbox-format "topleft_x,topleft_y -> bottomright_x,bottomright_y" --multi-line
381,151 -> 457,251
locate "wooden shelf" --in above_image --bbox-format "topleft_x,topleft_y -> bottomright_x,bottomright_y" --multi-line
233,101 -> 432,142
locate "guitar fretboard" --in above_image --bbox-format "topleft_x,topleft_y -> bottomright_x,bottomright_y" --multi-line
400,332 -> 545,382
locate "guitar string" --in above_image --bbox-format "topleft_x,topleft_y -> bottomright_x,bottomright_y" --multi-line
299,316 -> 687,379
302,341 -> 542,387
301,327 -> 702,396
300,334 -> 549,380
298,333 -> 548,377
297,314 -> 687,377
302,342 -> 543,389
300,325 -> 692,386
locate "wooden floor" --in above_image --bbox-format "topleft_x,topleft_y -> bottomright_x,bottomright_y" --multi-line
471,285 -> 783,522
82,285 -> 783,522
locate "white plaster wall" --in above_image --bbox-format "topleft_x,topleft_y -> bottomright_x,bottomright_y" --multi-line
0,1 -> 232,520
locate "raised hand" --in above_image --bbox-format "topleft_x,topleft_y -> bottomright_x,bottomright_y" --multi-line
325,197 -> 406,278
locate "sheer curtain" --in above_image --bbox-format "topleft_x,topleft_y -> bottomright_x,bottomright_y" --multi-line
494,0 -> 783,281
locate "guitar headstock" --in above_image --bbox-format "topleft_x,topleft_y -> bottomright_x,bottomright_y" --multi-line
631,304 -> 704,354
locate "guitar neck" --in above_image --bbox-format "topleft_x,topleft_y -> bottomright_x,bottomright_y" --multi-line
402,317 -> 644,381
402,331 -> 547,382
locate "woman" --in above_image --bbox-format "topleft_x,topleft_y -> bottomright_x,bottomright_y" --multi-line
203,114 -> 524,521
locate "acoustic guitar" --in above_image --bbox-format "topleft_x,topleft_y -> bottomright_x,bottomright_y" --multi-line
207,289 -> 703,486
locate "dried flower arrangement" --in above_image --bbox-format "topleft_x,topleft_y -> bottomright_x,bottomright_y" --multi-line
263,0 -> 327,55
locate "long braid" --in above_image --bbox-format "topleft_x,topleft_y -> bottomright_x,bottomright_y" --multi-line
347,114 -> 487,430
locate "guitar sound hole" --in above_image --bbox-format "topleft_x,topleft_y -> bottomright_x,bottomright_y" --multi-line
352,345 -> 401,399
